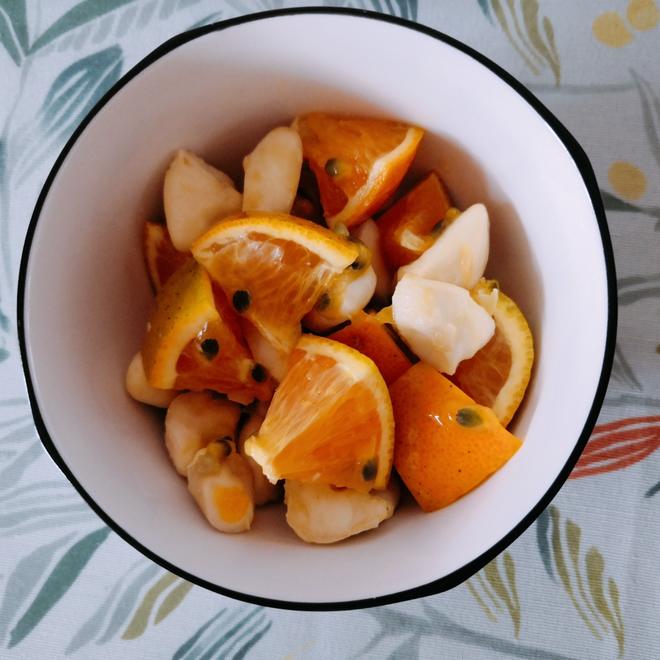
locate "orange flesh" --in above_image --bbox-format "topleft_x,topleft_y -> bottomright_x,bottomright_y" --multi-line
205,232 -> 337,352
213,486 -> 251,524
451,326 -> 512,409
377,172 -> 451,269
258,347 -> 383,491
141,261 -> 219,388
296,113 -> 422,227
175,286 -> 273,401
143,221 -> 190,290
329,313 -> 411,385
390,362 -> 522,512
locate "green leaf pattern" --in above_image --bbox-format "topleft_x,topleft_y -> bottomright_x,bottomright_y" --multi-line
121,572 -> 178,639
8,527 -> 111,648
322,0 -> 418,21
173,607 -> 271,660
0,0 -> 28,65
155,580 -> 194,624
97,564 -> 161,643
489,0 -> 560,84
0,533 -> 76,644
466,552 -> 521,636
29,0 -> 137,54
14,45 -> 123,183
62,561 -> 193,653
536,507 -> 625,656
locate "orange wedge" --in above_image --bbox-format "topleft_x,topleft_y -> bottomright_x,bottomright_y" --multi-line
293,113 -> 424,228
191,212 -> 358,353
329,312 -> 412,385
175,285 -> 274,403
244,335 -> 394,491
141,261 -> 272,402
452,291 -> 534,426
142,261 -> 218,388
377,172 -> 453,269
143,221 -> 191,291
390,362 -> 522,511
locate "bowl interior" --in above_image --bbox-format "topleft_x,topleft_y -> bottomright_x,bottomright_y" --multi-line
22,12 -> 610,606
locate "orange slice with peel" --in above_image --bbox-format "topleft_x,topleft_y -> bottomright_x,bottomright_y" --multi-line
452,290 -> 534,427
390,362 -> 522,511
244,335 -> 394,492
143,221 -> 191,291
293,113 -> 424,229
191,212 -> 359,353
175,285 -> 274,403
142,261 -> 218,389
141,261 -> 272,402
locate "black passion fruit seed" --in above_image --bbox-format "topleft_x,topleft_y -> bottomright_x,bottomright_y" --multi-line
232,290 -> 251,313
325,158 -> 342,177
431,219 -> 445,234
348,238 -> 370,270
315,292 -> 331,311
456,408 -> 483,427
362,458 -> 378,481
350,258 -> 365,271
200,338 -> 219,360
216,436 -> 233,456
251,364 -> 267,382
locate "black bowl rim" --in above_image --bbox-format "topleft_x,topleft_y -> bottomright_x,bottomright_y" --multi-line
17,6 -> 617,611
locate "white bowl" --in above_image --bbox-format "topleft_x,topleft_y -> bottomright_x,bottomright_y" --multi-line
18,8 -> 616,609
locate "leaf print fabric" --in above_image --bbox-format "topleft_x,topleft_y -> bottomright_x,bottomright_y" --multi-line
592,0 -> 659,48
570,416 -> 660,480
1,1 -> 659,658
535,507 -> 624,655
466,552 -> 521,636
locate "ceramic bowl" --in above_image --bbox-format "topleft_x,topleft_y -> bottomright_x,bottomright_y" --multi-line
18,8 -> 616,609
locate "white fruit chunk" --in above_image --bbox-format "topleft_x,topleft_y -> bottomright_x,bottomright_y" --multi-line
164,391 -> 241,476
125,352 -> 176,408
241,321 -> 289,382
242,127 -> 303,213
336,266 -> 377,317
303,266 -> 377,332
164,150 -> 242,251
188,440 -> 255,533
238,406 -> 281,506
284,479 -> 399,544
353,219 -> 392,300
398,203 -> 489,290
392,274 -> 495,375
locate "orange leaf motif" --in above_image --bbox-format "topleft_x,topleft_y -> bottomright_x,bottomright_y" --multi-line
570,415 -> 660,479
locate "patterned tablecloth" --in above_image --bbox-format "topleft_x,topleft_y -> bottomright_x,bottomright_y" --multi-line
1,1 -> 659,658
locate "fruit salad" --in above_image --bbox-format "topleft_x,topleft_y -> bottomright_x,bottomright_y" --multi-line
126,113 -> 534,544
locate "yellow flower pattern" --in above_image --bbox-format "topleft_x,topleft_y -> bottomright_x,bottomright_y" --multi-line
608,161 -> 648,201
627,0 -> 660,30
593,0 -> 659,47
